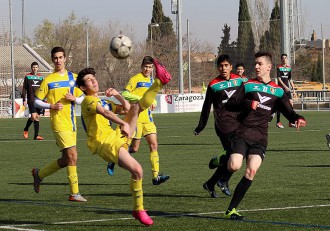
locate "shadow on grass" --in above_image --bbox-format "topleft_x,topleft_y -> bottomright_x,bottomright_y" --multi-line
9,182 -> 113,186
284,164 -> 330,168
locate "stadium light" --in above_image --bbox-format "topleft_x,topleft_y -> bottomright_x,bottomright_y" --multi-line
148,23 -> 159,58
84,20 -> 90,67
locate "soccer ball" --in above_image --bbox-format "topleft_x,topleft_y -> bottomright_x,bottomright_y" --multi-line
109,35 -> 132,59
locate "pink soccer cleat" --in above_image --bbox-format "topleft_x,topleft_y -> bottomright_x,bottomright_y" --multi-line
153,59 -> 172,85
132,210 -> 154,226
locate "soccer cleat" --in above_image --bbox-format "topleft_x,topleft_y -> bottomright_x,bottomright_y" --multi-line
208,155 -> 221,169
68,193 -> 87,202
217,180 -> 231,196
289,123 -> 296,128
276,122 -> 284,128
132,210 -> 154,226
153,59 -> 172,85
23,131 -> 28,139
107,162 -> 116,176
224,208 -> 244,220
203,182 -> 219,198
32,168 -> 42,193
35,136 -> 44,140
152,173 -> 169,185
326,134 -> 330,149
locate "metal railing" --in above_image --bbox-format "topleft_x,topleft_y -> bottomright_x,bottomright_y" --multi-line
294,90 -> 330,111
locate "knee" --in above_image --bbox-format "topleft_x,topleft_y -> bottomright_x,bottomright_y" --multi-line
131,164 -> 143,180
149,143 -> 158,151
129,146 -> 138,153
245,168 -> 257,180
228,161 -> 241,172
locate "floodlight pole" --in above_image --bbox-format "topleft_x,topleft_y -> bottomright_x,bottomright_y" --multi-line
85,20 -> 90,67
9,0 -> 15,118
148,23 -> 159,58
177,0 -> 184,94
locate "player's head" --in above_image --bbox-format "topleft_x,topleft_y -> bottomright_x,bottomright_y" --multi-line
76,67 -> 98,95
216,54 -> 233,80
254,52 -> 272,79
51,47 -> 66,71
31,62 -> 39,74
141,56 -> 154,77
235,63 -> 245,77
281,53 -> 288,65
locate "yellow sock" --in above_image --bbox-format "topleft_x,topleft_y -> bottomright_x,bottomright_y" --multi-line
38,160 -> 61,179
139,79 -> 163,110
150,151 -> 159,179
130,178 -> 144,211
67,166 -> 79,194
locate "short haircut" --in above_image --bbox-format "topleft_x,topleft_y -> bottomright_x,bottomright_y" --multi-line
76,67 -> 96,88
281,53 -> 287,58
51,47 -> 66,59
255,52 -> 272,63
216,54 -> 232,67
235,63 -> 245,69
31,62 -> 38,68
141,56 -> 154,66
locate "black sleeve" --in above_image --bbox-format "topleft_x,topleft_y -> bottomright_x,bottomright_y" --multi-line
278,93 -> 304,123
21,77 -> 27,101
194,86 -> 213,133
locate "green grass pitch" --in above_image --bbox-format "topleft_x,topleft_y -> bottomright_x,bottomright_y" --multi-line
0,111 -> 329,230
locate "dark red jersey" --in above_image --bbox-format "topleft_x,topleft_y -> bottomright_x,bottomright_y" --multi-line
277,64 -> 292,89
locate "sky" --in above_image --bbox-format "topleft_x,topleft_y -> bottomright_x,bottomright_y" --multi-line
9,0 -> 330,51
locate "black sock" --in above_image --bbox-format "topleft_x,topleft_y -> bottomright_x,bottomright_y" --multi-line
206,166 -> 223,189
228,176 -> 252,211
24,118 -> 33,131
276,111 -> 281,123
222,167 -> 233,182
34,121 -> 39,139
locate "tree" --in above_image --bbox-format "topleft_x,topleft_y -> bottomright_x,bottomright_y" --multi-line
311,53 -> 322,82
236,0 -> 255,75
217,24 -> 237,60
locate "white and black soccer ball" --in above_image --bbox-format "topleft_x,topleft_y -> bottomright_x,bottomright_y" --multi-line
109,35 -> 132,59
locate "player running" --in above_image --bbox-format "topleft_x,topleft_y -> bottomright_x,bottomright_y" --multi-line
223,52 -> 306,220
194,54 -> 247,198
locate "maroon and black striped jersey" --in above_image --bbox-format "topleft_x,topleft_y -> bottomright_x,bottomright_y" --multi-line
277,64 -> 292,89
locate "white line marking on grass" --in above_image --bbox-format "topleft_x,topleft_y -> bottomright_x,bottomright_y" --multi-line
0,226 -> 44,231
2,203 -> 329,229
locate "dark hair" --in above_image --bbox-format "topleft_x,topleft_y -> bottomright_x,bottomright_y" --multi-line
255,52 -> 272,63
51,47 -> 66,59
281,53 -> 287,58
76,67 -> 96,88
141,56 -> 154,66
235,63 -> 245,69
31,62 -> 39,68
216,54 -> 232,67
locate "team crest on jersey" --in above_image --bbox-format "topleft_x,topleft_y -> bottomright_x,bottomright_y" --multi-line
87,101 -> 95,111
232,80 -> 238,86
69,80 -> 75,87
270,88 -> 275,94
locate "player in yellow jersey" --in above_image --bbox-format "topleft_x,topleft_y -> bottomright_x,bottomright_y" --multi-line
32,47 -> 86,202
77,61 -> 171,226
106,56 -> 169,185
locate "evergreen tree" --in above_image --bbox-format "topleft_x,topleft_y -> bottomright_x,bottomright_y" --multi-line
237,0 -> 255,75
217,24 -> 236,59
311,53 -> 323,82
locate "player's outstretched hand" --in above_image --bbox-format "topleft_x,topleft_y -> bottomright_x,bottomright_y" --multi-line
295,118 -> 306,130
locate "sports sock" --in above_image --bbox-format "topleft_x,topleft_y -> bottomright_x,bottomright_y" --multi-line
221,167 -> 233,182
139,79 -> 163,110
130,178 -> 144,211
228,176 -> 252,211
33,121 -> 39,139
38,160 -> 61,179
150,151 -> 159,178
276,111 -> 281,123
206,166 -> 222,188
67,166 -> 79,194
24,118 -> 33,131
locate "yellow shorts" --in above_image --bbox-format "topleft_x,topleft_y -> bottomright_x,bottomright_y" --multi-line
97,132 -> 129,164
53,130 -> 77,151
134,122 -> 157,139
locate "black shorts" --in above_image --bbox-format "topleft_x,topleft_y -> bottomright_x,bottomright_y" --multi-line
28,101 -> 42,115
285,91 -> 292,100
218,132 -> 234,155
231,137 -> 266,160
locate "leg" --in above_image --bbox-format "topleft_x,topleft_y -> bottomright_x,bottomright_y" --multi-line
225,154 -> 262,220
118,147 -> 153,226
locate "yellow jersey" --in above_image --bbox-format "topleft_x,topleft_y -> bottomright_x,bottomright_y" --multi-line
81,95 -> 118,154
124,72 -> 154,123
35,71 -> 83,132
